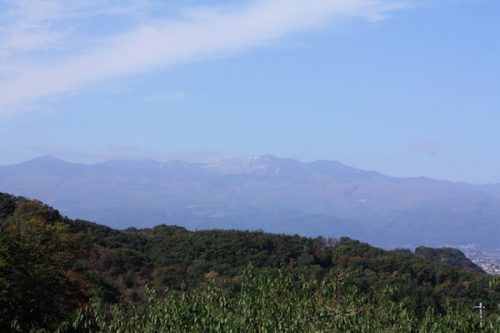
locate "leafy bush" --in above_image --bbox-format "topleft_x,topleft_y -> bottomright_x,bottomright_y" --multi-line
67,268 -> 499,333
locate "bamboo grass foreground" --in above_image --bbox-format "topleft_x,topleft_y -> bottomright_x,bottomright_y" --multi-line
41,269 -> 500,333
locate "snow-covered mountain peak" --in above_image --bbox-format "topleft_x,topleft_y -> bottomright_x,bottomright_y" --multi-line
203,155 -> 294,174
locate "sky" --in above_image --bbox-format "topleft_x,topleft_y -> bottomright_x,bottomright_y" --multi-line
0,0 -> 499,184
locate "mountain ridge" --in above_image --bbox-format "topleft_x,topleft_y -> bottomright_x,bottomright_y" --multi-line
1,155 -> 499,249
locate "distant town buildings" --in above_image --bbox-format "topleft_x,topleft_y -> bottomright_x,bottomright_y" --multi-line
462,249 -> 500,275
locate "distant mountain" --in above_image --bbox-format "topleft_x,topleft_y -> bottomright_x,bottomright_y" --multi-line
1,155 -> 499,249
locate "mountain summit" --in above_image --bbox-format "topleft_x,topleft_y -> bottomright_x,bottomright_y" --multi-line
203,155 -> 299,174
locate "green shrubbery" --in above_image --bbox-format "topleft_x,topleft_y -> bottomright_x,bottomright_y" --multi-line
63,268 -> 498,333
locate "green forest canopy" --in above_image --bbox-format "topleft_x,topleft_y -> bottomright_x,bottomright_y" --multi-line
0,192 -> 498,332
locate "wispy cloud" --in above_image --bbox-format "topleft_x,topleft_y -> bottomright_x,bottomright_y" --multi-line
409,139 -> 439,156
28,144 -> 146,162
27,144 -> 229,163
0,0 -> 409,115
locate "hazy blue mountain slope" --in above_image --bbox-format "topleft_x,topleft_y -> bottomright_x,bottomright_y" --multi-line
0,155 -> 499,249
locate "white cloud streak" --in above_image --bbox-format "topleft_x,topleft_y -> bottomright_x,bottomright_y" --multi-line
410,139 -> 439,156
0,0 -> 408,114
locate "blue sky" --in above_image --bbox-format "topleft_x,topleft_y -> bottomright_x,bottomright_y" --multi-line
0,0 -> 499,184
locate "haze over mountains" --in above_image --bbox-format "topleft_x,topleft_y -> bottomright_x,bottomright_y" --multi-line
1,155 -> 499,249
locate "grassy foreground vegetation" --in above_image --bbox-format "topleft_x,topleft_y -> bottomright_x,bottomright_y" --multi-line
0,192 -> 499,332
63,269 -> 500,333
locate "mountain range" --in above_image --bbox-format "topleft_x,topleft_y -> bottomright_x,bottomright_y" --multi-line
1,155 -> 499,249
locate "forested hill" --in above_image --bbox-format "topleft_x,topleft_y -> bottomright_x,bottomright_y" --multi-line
415,246 -> 485,273
0,192 -> 498,332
